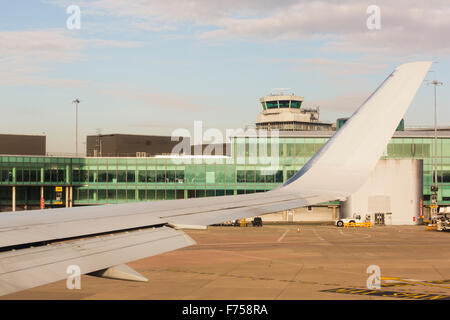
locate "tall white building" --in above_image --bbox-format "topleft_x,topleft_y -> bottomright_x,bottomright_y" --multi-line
256,91 -> 333,131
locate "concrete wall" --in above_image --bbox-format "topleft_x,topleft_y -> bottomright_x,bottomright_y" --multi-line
255,206 -> 339,223
342,159 -> 422,225
86,134 -> 189,157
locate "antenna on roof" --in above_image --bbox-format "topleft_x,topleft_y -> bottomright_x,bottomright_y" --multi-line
272,88 -> 292,96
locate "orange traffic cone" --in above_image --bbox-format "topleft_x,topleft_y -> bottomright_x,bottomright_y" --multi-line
297,227 -> 300,232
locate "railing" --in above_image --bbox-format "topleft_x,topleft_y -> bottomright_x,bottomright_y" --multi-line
45,152 -> 86,158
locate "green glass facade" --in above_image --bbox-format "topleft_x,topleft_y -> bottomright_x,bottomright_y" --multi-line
1,134 -> 450,209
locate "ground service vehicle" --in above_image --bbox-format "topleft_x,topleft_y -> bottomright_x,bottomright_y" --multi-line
436,214 -> 450,231
252,217 -> 263,227
336,214 -> 362,227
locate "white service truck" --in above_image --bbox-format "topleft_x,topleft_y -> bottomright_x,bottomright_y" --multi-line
335,214 -> 363,227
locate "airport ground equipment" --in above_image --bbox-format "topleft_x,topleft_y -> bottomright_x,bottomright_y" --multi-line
426,207 -> 450,231
434,207 -> 450,231
233,219 -> 248,227
0,62 -> 432,296
343,222 -> 372,228
252,217 -> 263,227
374,213 -> 386,225
436,214 -> 450,231
426,224 -> 437,231
335,214 -> 362,227
239,219 -> 248,227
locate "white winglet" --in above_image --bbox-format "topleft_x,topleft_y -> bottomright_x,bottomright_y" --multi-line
282,61 -> 432,199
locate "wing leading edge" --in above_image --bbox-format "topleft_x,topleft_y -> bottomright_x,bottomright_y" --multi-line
0,61 -> 432,296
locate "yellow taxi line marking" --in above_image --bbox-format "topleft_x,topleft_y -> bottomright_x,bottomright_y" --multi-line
382,277 -> 450,290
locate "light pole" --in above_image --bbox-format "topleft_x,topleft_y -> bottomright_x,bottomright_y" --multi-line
429,80 -> 443,220
72,99 -> 80,155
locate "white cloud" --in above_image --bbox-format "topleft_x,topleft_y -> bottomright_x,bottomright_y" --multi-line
99,86 -> 210,112
0,30 -> 83,63
0,29 -> 142,87
77,0 -> 450,56
265,57 -> 389,75
84,0 -> 290,25
0,73 -> 86,88
305,92 -> 371,112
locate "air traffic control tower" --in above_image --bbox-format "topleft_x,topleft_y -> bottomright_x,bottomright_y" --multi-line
256,89 -> 333,131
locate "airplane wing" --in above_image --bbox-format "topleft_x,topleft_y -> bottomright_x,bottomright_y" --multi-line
0,61 -> 431,296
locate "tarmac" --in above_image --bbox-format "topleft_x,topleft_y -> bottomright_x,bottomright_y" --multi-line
3,224 -> 450,300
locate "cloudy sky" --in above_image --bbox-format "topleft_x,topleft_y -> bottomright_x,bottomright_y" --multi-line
1,0 -> 449,152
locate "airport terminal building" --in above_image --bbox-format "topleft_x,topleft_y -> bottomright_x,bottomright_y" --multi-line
1,130 -> 449,224
1,92 -> 449,225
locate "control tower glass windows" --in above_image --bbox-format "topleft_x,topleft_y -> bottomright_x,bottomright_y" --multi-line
279,100 -> 290,108
266,101 -> 278,109
291,101 -> 302,109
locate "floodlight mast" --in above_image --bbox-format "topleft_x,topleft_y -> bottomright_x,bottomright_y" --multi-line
72,99 -> 80,155
429,80 -> 443,220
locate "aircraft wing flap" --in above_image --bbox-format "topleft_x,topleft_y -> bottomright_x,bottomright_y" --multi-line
0,226 -> 195,296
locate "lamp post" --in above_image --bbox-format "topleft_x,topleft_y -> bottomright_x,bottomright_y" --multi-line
72,99 -> 80,155
429,80 -> 443,220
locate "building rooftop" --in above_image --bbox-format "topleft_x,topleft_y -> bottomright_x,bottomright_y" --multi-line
232,129 -> 450,138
